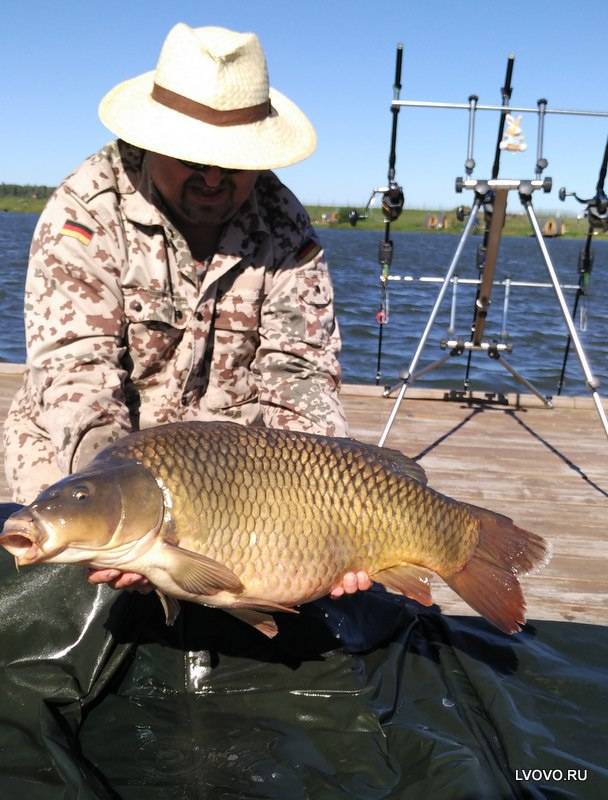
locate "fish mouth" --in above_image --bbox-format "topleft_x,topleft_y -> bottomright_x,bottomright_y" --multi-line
0,517 -> 43,563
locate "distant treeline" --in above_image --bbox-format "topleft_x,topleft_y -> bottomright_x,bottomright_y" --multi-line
0,183 -> 55,199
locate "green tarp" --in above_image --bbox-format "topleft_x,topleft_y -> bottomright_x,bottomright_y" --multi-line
0,502 -> 606,799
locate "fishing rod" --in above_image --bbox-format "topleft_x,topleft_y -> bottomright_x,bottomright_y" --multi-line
376,45 -> 406,384
349,44 -> 405,384
556,135 -> 608,394
461,55 -> 514,391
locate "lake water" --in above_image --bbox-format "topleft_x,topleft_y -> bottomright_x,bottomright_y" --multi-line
1,212 -> 606,396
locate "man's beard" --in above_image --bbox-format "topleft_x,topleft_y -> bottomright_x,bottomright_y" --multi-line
177,175 -> 237,225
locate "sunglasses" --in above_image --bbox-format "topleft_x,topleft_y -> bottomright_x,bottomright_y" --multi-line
177,159 -> 243,174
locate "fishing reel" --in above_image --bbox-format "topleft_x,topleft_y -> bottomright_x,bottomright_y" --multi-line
559,186 -> 608,232
381,183 -> 405,221
348,183 -> 405,226
559,134 -> 608,233
588,198 -> 608,232
348,187 -> 376,226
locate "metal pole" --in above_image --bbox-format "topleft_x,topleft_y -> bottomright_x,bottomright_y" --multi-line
471,188 -> 509,345
522,196 -> 608,438
495,355 -> 553,406
465,95 -> 478,175
501,277 -> 511,339
375,313 -> 385,385
392,100 -> 608,118
464,57 -> 513,391
378,197 -> 482,447
448,277 -> 458,335
386,276 -> 579,290
535,98 -> 548,178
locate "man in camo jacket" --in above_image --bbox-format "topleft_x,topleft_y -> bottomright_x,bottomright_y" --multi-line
4,25 -> 348,507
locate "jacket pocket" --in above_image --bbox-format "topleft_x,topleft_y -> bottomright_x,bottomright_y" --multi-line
122,287 -> 187,380
296,267 -> 335,346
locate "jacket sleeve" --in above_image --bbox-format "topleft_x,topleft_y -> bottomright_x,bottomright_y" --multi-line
24,186 -> 132,472
253,245 -> 349,437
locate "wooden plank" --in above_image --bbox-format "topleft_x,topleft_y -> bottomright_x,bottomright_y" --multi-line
0,371 -> 22,502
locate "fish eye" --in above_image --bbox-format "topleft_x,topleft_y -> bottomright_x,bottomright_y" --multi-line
72,485 -> 90,502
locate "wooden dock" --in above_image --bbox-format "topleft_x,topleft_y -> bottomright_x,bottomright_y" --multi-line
1,364 -> 606,627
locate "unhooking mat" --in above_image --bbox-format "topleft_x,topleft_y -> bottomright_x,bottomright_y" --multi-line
0,502 -> 606,799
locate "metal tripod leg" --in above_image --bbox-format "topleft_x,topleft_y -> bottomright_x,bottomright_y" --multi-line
384,351 -> 455,396
378,197 -> 482,446
523,197 -> 608,439
494,354 -> 553,406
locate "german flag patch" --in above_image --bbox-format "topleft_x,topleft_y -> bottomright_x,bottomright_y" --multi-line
295,238 -> 322,266
60,219 -> 94,246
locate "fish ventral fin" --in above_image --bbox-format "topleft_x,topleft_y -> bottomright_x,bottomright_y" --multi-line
225,597 -> 299,639
372,564 -> 434,606
442,505 -> 551,635
162,543 -> 244,596
224,608 -> 280,638
156,591 -> 181,626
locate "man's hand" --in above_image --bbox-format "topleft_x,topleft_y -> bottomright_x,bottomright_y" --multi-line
87,568 -> 373,597
87,568 -> 153,593
329,570 -> 373,598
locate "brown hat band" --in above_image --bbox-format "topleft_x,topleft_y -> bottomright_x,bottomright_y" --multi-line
152,83 -> 271,127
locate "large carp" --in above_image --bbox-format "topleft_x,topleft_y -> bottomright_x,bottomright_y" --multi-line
0,421 -> 550,636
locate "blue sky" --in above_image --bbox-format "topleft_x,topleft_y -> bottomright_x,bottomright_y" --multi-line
2,0 -> 607,215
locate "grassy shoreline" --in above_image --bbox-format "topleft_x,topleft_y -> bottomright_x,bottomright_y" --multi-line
305,205 -> 601,239
0,196 -> 49,214
1,196 -> 603,239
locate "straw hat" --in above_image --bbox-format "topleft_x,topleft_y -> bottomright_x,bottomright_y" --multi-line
98,23 -> 317,170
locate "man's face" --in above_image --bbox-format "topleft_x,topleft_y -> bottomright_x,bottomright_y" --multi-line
146,153 -> 259,228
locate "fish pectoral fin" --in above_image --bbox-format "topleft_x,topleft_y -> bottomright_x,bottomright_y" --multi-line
156,590 -> 181,626
162,543 -> 244,596
372,564 -> 434,606
224,608 -> 280,639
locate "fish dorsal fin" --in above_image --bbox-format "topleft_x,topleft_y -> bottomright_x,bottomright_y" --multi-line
162,543 -> 244,596
372,564 -> 434,606
352,440 -> 427,485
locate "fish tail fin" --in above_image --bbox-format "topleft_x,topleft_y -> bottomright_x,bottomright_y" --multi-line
442,506 -> 551,634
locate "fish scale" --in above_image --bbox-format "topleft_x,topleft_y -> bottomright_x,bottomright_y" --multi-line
1,420 -> 551,635
104,422 -> 477,600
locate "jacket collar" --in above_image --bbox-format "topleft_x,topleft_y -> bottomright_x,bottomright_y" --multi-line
117,143 -> 270,283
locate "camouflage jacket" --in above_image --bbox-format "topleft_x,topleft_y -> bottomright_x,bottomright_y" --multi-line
13,140 -> 347,474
